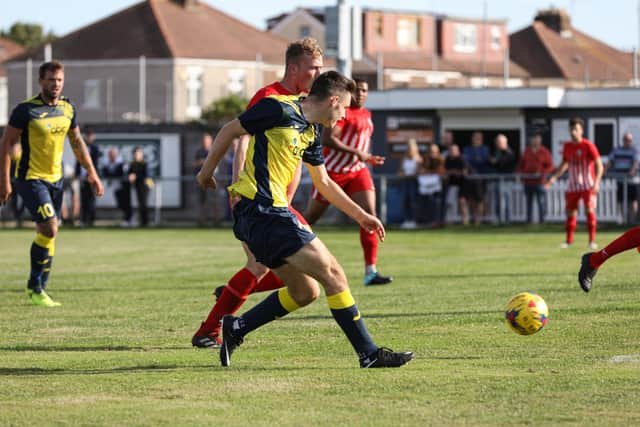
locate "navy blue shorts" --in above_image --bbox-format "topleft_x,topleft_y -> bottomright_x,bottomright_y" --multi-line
232,198 -> 316,269
15,179 -> 64,223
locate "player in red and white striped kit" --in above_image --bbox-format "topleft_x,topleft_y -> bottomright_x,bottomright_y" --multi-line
304,78 -> 392,286
546,117 -> 603,249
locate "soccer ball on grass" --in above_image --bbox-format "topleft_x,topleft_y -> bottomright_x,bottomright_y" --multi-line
505,292 -> 549,335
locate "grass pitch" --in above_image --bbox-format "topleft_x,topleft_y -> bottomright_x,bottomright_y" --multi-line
1,226 -> 640,426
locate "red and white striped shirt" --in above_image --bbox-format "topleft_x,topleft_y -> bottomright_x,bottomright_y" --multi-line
562,139 -> 601,193
323,107 -> 373,174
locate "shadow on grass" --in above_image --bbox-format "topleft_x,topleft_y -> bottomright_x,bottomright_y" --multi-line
0,345 -> 187,352
280,309 -> 502,322
0,364 -> 214,377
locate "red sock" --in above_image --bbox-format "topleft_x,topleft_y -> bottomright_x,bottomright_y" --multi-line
196,268 -> 257,336
566,216 -> 577,244
590,226 -> 640,268
586,211 -> 597,243
360,227 -> 378,266
251,270 -> 285,294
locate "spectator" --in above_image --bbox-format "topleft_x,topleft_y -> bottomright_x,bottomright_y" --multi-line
444,144 -> 470,225
60,161 -> 79,226
463,131 -> 490,225
489,134 -> 516,223
128,146 -> 152,227
102,147 -> 132,227
398,138 -> 423,229
419,143 -> 445,226
440,130 -> 454,158
518,133 -> 554,224
75,127 -> 102,226
606,132 -> 639,223
438,131 -> 455,226
194,133 -> 213,226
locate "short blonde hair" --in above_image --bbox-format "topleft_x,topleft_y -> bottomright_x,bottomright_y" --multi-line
285,37 -> 323,67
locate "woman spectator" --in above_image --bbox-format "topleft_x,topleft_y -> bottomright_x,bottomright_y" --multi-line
398,139 -> 423,229
444,144 -> 470,225
419,143 -> 445,226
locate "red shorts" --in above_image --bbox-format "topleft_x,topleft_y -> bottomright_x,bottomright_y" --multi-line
312,168 -> 375,204
565,190 -> 597,211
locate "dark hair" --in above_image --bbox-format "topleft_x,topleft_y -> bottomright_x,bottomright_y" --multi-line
308,71 -> 355,100
285,37 -> 323,68
39,61 -> 64,79
569,117 -> 584,129
353,77 -> 368,86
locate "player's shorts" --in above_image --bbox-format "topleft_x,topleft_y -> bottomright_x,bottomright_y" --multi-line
15,178 -> 64,223
229,195 -> 309,227
232,198 -> 316,269
565,190 -> 597,211
311,167 -> 375,204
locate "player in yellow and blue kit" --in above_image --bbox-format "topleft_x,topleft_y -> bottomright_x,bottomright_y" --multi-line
197,71 -> 413,368
0,61 -> 104,307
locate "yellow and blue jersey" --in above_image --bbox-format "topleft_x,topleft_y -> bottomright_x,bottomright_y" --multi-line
9,94 -> 77,183
229,95 -> 324,207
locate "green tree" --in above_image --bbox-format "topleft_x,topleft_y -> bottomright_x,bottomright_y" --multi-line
1,22 -> 57,49
201,94 -> 248,126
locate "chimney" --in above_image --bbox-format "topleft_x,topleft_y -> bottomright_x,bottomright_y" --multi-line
171,0 -> 199,8
534,8 -> 572,38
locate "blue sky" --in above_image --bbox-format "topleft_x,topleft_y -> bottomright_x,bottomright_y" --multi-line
1,0 -> 639,51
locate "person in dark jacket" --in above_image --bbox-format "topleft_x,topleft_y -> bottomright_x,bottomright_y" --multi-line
75,127 -> 102,226
102,147 -> 132,226
489,134 -> 516,223
128,146 -> 151,227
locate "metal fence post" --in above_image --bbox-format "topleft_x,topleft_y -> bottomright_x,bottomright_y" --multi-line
379,175 -> 387,224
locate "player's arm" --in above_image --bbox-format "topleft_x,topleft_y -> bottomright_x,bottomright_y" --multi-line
321,126 -> 384,166
545,160 -> 569,188
198,119 -> 247,190
68,126 -> 104,197
232,134 -> 250,185
593,156 -> 604,193
305,162 -> 384,241
0,125 -> 21,204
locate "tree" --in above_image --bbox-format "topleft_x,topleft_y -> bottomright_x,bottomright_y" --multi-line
201,94 -> 248,126
1,22 -> 57,50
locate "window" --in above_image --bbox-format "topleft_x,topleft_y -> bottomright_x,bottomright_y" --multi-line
491,26 -> 502,51
453,23 -> 477,53
227,69 -> 246,95
299,25 -> 311,38
397,17 -> 420,48
83,79 -> 100,109
185,67 -> 203,119
375,14 -> 384,36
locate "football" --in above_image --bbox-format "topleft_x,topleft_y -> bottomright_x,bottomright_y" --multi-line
505,292 -> 549,335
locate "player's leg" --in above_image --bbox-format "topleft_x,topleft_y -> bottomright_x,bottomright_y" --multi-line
585,191 -> 597,248
41,180 -> 64,291
563,192 -> 579,248
221,237 -> 412,367
15,180 -> 61,307
347,169 -> 392,286
192,242 -> 268,347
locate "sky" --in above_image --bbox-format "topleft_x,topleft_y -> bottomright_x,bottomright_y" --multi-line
1,0 -> 639,51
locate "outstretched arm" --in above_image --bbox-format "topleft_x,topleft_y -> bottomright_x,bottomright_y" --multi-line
306,162 -> 385,241
68,127 -> 104,197
322,126 -> 385,166
198,119 -> 248,190
0,126 -> 21,204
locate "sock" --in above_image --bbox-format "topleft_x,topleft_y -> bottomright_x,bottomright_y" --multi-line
327,289 -> 378,359
566,216 -> 577,244
586,211 -> 597,243
360,227 -> 378,267
41,239 -> 55,290
251,271 -> 285,294
196,268 -> 257,336
234,288 -> 300,336
365,264 -> 376,276
28,233 -> 53,293
590,226 -> 640,268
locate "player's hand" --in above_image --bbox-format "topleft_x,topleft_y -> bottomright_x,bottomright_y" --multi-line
0,180 -> 11,205
197,170 -> 217,190
592,181 -> 600,194
228,194 -> 240,209
356,150 -> 371,163
367,155 -> 385,166
88,175 -> 104,197
543,177 -> 555,190
359,213 -> 385,242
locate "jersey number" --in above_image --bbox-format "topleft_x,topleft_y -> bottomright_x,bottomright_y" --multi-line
37,203 -> 55,220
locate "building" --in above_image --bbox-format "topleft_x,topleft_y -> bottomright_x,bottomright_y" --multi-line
5,0 -> 289,123
510,8 -> 635,88
267,7 -> 529,89
0,37 -> 25,125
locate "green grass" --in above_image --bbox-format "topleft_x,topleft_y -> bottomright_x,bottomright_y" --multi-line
1,226 -> 640,426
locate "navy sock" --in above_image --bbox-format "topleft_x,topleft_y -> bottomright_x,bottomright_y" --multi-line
28,240 -> 50,293
234,288 -> 300,336
41,256 -> 53,290
328,290 -> 378,359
